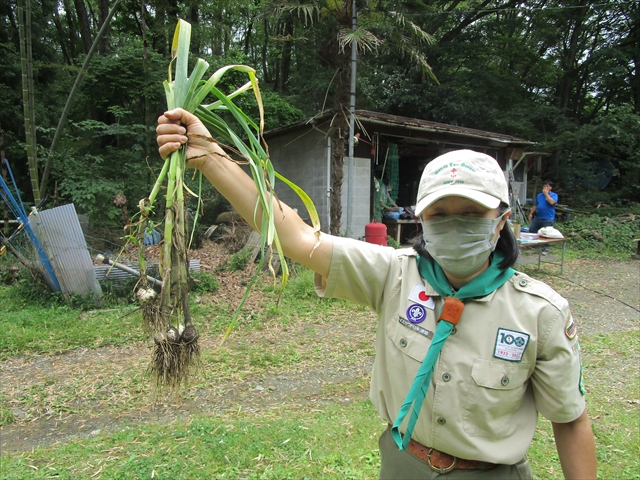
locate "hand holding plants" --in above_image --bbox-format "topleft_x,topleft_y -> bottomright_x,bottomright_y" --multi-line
157,109 -> 226,170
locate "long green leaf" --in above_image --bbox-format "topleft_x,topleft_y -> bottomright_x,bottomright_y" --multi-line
182,58 -> 211,112
191,66 -> 254,112
171,19 -> 191,108
275,171 -> 321,233
205,85 -> 262,148
163,81 -> 175,110
248,71 -> 265,139
201,82 -> 252,110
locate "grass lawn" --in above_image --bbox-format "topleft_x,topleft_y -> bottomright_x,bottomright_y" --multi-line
1,261 -> 639,479
0,281 -> 145,360
0,401 -> 383,479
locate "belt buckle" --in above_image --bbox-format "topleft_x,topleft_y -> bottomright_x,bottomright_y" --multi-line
427,448 -> 458,474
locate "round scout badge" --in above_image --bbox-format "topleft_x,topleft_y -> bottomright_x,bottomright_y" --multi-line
406,304 -> 427,324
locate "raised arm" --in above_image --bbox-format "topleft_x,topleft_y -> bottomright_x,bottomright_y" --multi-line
156,108 -> 333,277
543,185 -> 557,205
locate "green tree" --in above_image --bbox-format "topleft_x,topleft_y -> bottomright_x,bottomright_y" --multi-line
1,0 -> 637,227
255,0 -> 436,234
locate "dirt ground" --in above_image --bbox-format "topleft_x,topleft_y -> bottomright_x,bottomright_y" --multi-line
1,248 -> 638,455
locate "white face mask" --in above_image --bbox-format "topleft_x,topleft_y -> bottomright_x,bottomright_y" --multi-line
421,215 -> 505,276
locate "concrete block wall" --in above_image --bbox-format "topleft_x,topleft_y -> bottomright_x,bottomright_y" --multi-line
267,130 -> 331,231
265,131 -> 371,239
340,156 -> 371,239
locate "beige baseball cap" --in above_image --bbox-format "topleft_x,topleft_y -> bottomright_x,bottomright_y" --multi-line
415,149 -> 509,215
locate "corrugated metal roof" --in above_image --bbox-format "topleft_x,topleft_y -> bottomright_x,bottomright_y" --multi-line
265,110 -> 533,146
94,259 -> 201,285
29,204 -> 102,303
355,110 -> 533,145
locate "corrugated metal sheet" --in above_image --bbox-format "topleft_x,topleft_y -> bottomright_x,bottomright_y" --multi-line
94,259 -> 201,285
29,204 -> 102,302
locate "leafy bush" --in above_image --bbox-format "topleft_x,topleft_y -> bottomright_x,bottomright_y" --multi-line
190,271 -> 221,294
280,266 -> 316,299
98,277 -> 139,307
387,236 -> 401,249
0,259 -> 137,309
559,214 -> 640,257
4,267 -> 66,308
216,248 -> 252,272
0,262 -> 21,285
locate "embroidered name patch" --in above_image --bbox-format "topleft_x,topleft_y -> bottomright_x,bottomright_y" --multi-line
493,328 -> 530,362
399,317 -> 434,339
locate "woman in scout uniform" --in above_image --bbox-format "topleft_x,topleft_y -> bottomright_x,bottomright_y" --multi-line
157,109 -> 596,479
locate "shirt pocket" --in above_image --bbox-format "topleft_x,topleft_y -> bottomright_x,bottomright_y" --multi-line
463,359 -> 532,437
386,314 -> 436,363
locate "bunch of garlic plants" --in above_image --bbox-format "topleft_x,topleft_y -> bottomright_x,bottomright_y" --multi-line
139,19 -> 320,388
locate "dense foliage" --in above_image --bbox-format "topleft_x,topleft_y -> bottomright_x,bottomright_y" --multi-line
0,0 -> 638,231
558,213 -> 640,257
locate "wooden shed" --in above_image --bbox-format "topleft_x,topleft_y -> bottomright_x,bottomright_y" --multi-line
264,110 -> 536,239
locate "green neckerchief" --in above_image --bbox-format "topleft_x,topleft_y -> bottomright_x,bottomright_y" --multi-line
391,251 -> 516,451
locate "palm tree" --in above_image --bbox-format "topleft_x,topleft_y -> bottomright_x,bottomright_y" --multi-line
264,0 -> 437,234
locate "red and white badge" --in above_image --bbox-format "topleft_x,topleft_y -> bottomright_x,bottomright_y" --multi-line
409,284 -> 435,309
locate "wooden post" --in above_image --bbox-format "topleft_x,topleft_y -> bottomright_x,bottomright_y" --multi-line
0,236 -> 32,269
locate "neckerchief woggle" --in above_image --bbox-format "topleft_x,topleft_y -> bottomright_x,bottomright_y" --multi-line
391,251 -> 516,450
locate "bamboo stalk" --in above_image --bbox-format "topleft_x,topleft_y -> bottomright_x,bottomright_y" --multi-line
17,0 -> 40,203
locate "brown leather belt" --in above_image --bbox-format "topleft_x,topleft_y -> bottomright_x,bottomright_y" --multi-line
388,424 -> 497,474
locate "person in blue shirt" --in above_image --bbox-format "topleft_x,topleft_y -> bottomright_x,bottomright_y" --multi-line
528,180 -> 558,254
528,180 -> 558,231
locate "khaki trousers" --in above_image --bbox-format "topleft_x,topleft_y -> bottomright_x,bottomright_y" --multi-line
378,428 -> 534,480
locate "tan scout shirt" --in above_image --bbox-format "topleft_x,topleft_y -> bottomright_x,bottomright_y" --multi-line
315,236 -> 585,465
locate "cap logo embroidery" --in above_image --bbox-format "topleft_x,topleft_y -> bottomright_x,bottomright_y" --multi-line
443,178 -> 465,185
414,150 -> 510,214
434,164 -> 448,174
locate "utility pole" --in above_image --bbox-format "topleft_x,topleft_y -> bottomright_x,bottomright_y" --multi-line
346,0 -> 357,237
